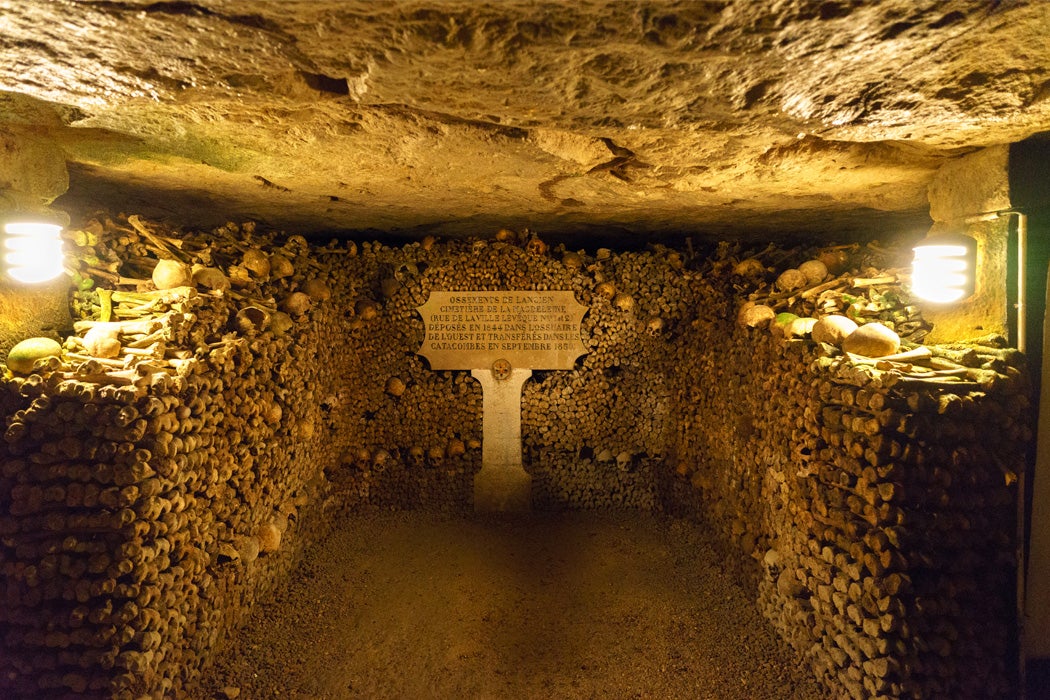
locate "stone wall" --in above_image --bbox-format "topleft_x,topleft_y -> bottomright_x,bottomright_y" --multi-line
922,145 -> 1012,344
0,215 -> 1028,698
0,119 -> 73,356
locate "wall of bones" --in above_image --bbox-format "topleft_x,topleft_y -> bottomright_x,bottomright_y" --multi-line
0,215 -> 1028,698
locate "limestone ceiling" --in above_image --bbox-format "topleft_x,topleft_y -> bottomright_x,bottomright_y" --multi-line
1,0 -> 1049,242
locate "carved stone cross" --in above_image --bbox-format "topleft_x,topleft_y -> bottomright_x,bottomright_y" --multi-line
416,290 -> 588,511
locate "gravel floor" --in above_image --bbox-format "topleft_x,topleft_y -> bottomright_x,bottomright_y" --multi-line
195,511 -> 830,700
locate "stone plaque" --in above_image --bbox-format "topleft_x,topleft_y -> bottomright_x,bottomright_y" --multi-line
416,290 -> 588,370
416,290 -> 588,513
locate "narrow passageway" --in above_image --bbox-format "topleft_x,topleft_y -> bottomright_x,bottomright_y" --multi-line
198,512 -> 829,699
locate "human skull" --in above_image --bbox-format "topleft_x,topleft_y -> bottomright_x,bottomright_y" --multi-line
372,449 -> 392,472
83,326 -> 121,358
562,251 -> 583,271
645,316 -> 665,336
596,281 -> 616,299
447,438 -> 466,458
284,234 -> 309,256
380,277 -> 401,299
280,292 -> 311,317
612,293 -> 635,312
302,278 -> 332,302
775,268 -> 807,293
732,258 -> 766,279
737,303 -> 775,328
798,259 -> 829,285
227,265 -> 252,287
407,446 -> 425,467
216,542 -> 240,563
355,299 -> 378,321
192,265 -> 230,291
269,253 -> 295,279
385,377 -> 406,397
264,402 -> 283,425
235,306 -> 270,334
235,535 -> 260,564
257,522 -> 281,554
616,451 -> 634,472
152,259 -> 192,290
269,311 -> 294,336
526,236 -> 549,256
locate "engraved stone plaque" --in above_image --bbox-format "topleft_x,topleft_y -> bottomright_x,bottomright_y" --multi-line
416,290 -> 588,513
416,291 -> 587,370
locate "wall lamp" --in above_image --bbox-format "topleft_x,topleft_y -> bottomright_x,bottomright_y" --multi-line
3,221 -> 65,284
0,192 -> 67,285
910,209 -> 1028,352
911,232 -> 977,304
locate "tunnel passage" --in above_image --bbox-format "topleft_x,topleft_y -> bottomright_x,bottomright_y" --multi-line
0,215 -> 1028,699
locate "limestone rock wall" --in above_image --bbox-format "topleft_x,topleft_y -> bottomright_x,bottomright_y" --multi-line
0,120 -> 73,356
6,1 -> 1049,239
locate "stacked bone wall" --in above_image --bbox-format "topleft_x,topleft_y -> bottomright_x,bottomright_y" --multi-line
667,297 -> 1027,698
0,216 -> 1028,699
0,221 -> 690,697
337,237 -> 692,511
0,223 -> 367,697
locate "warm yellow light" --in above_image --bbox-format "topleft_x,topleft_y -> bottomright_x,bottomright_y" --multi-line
911,237 -> 974,302
3,221 -> 64,284
913,245 -> 969,303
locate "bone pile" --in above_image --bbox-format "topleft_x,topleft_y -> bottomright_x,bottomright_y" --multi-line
2,216 -> 362,698
669,247 -> 1027,699
0,219 -> 1029,699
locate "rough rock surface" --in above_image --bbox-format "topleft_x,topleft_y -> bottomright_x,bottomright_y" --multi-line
0,278 -> 72,356
2,0 -> 1049,239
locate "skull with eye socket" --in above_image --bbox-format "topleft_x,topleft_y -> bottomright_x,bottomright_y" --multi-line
525,236 -> 549,256
616,450 -> 634,472
645,315 -> 666,336
491,358 -> 512,381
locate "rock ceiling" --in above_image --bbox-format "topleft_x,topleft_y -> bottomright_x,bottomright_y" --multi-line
1,0 -> 1049,243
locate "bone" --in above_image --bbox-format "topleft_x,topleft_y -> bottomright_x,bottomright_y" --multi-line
0,216 -> 1025,700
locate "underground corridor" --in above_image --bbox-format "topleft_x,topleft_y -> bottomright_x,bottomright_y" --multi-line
197,512 -> 829,699
2,2 -> 1050,699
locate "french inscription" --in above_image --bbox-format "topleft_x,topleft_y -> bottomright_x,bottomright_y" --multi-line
416,290 -> 588,370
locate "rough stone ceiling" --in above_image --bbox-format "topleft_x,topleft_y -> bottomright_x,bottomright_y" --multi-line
2,0 -> 1050,242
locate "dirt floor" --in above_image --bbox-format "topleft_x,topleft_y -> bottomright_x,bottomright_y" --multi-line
196,511 -> 831,700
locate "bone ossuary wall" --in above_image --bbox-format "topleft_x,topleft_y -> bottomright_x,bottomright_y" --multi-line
0,214 -> 1028,699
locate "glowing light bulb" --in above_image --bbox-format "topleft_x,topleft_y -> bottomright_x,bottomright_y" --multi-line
3,221 -> 64,283
911,240 -> 974,303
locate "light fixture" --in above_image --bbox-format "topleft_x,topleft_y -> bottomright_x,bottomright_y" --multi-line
3,220 -> 65,283
0,191 -> 67,284
910,232 -> 977,304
